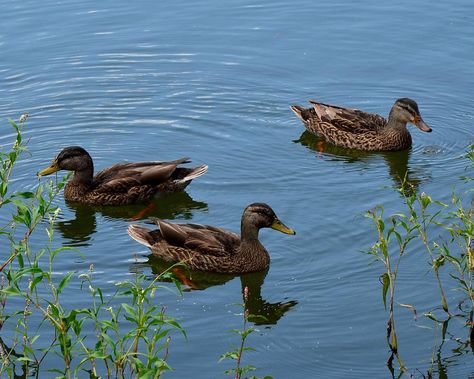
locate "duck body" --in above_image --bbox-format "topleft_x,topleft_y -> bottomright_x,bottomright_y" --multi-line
291,98 -> 431,151
38,146 -> 208,205
128,203 -> 295,274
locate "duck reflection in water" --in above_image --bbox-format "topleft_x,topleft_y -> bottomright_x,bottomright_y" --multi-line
55,192 -> 207,246
131,257 -> 297,326
294,131 -> 427,196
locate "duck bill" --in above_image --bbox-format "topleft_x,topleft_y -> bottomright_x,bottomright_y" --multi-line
413,116 -> 432,133
271,219 -> 296,235
37,161 -> 60,176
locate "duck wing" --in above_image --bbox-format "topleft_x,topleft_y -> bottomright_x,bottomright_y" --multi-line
309,101 -> 387,133
93,158 -> 191,193
157,220 -> 240,257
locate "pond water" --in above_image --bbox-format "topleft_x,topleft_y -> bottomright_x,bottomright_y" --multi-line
1,0 -> 473,377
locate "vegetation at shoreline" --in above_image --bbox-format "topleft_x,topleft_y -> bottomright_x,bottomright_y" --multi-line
0,117 -> 186,378
366,145 -> 473,376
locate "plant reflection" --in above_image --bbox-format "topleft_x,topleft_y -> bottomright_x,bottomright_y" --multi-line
0,337 -> 30,379
54,192 -> 207,246
131,257 -> 297,326
384,317 -> 474,379
294,131 -> 426,196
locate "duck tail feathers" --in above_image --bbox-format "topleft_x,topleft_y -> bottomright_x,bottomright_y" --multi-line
290,105 -> 306,121
177,164 -> 208,184
128,224 -> 154,248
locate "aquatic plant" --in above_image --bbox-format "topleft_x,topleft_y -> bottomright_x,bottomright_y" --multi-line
0,117 -> 185,378
219,286 -> 273,379
366,144 -> 473,376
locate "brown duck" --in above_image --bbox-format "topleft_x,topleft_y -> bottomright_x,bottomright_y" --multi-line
291,98 -> 432,151
38,146 -> 208,205
128,203 -> 295,274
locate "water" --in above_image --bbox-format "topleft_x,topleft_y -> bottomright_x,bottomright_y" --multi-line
1,0 -> 473,377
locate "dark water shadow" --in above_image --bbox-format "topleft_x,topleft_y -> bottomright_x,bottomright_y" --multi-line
131,256 -> 297,326
55,192 -> 208,246
0,337 -> 33,379
294,131 -> 427,196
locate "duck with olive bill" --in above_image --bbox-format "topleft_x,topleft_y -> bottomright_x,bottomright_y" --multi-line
128,203 -> 295,274
38,146 -> 208,205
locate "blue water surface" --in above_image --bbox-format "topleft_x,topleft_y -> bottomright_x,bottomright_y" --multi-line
1,0 -> 473,377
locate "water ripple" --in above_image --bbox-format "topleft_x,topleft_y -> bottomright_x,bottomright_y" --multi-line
1,0 -> 473,377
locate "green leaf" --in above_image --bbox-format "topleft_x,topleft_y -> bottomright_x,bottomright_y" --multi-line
96,287 -> 104,303
1,286 -> 23,296
380,273 -> 390,310
51,246 -> 76,259
8,151 -> 17,165
13,191 -> 35,199
219,351 -> 239,362
17,357 -> 35,364
17,252 -> 24,269
57,272 -> 75,296
151,329 -> 172,342
47,302 -> 60,318
8,118 -> 19,131
0,182 -> 7,198
30,335 -> 41,345
18,267 -> 43,276
122,303 -> 137,318
29,274 -> 44,291
11,200 -> 32,227
240,328 -> 255,338
419,192 -> 432,209
424,312 -> 440,322
433,256 -> 445,271
377,219 -> 385,233
163,319 -> 186,338
247,314 -> 268,323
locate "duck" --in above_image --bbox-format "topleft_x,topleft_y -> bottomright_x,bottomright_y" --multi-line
127,203 -> 295,274
37,146 -> 208,205
291,98 -> 432,151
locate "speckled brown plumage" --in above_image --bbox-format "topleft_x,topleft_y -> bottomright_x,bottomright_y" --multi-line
291,98 -> 432,151
128,203 -> 295,274
38,146 -> 208,205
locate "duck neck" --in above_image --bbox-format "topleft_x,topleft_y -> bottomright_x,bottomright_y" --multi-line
70,167 -> 94,189
386,110 -> 408,130
240,226 -> 270,271
241,220 -> 260,243
238,220 -> 271,271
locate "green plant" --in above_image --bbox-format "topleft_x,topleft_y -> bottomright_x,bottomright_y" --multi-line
74,266 -> 186,379
219,286 -> 273,379
0,116 -> 185,378
366,145 -> 473,375
366,205 -> 410,372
